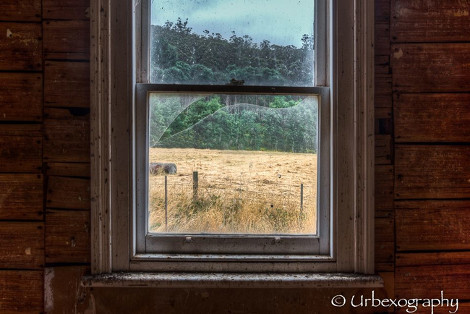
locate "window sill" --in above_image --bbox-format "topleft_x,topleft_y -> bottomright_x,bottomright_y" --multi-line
82,272 -> 383,289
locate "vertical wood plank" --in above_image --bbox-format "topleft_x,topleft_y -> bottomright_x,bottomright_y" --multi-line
395,93 -> 470,143
0,223 -> 44,269
375,75 -> 392,109
0,125 -> 42,173
44,61 -> 90,108
0,271 -> 43,313
43,21 -> 90,60
47,176 -> 90,210
375,55 -> 390,75
392,0 -> 470,42
375,165 -> 394,216
375,134 -> 392,165
0,174 -> 43,220
395,145 -> 470,199
375,217 -> 394,271
0,0 -> 41,22
0,23 -> 42,71
43,0 -> 90,20
44,108 -> 90,163
397,252 -> 470,267
396,201 -> 470,251
395,265 -> 470,299
46,210 -> 90,264
392,43 -> 470,93
0,73 -> 42,122
375,23 -> 390,56
375,0 -> 390,23
46,162 -> 90,177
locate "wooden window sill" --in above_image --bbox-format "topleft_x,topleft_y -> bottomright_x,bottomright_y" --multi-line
82,272 -> 383,289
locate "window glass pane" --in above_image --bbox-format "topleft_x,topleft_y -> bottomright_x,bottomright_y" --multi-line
150,0 -> 315,86
148,93 -> 318,234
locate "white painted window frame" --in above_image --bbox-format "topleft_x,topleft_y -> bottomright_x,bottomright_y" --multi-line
90,0 -> 375,275
134,0 -> 329,262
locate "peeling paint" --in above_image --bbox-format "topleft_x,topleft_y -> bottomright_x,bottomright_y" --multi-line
393,48 -> 404,59
44,268 -> 55,312
6,29 -> 12,38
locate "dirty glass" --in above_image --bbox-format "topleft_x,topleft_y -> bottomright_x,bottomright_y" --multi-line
148,93 -> 318,234
150,0 -> 315,86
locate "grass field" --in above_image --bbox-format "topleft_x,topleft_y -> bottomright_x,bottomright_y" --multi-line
149,148 -> 317,234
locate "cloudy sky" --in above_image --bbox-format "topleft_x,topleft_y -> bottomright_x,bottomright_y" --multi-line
151,0 -> 314,47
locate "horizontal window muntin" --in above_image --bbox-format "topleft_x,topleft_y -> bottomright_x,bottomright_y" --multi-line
136,84 -> 325,94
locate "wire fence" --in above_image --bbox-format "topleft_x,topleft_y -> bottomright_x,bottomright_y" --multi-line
148,171 -> 317,233
153,172 -> 315,208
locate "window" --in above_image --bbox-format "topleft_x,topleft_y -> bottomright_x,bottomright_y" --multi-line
90,0 -> 376,277
135,0 -> 329,260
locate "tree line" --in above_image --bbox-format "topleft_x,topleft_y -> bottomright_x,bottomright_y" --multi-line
149,19 -> 317,153
151,18 -> 314,86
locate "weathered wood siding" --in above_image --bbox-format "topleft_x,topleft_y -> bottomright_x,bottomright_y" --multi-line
391,0 -> 470,42
0,23 -> 42,71
44,62 -> 90,108
0,125 -> 42,173
0,174 -> 43,220
374,0 -> 394,279
395,93 -> 470,142
0,0 -> 468,312
0,73 -> 42,122
0,1 -> 91,312
0,7 -> 44,306
392,0 -> 470,303
0,271 -> 43,313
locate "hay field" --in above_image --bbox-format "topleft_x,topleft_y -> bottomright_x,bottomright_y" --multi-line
149,148 -> 317,234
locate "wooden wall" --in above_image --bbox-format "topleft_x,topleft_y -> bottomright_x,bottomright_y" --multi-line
0,0 -> 469,313
0,0 -> 91,313
391,0 -> 470,306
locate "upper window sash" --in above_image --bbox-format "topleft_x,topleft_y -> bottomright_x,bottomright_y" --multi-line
134,0 -> 330,261
137,0 -> 328,87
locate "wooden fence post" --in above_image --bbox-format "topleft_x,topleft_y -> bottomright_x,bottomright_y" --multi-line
165,175 -> 168,231
193,171 -> 198,201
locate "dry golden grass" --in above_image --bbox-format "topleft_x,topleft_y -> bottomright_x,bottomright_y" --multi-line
149,148 -> 317,234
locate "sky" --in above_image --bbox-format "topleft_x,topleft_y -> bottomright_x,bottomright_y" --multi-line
150,0 -> 314,47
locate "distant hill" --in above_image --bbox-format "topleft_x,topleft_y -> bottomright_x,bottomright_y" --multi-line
150,18 -> 314,86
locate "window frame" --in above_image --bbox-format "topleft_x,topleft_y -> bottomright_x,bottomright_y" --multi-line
136,0 -> 329,264
90,0 -> 375,275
